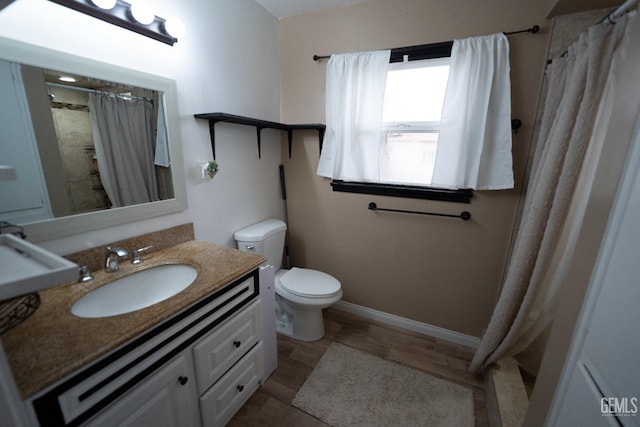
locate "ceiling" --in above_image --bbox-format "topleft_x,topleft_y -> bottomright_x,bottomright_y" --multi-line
253,0 -> 627,20
253,0 -> 364,18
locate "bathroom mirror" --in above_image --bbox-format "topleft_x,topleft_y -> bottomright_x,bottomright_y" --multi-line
0,37 -> 187,242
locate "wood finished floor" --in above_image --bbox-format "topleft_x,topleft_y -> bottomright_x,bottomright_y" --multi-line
229,308 -> 489,426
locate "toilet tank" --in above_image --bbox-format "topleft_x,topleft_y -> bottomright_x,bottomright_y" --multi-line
234,219 -> 287,268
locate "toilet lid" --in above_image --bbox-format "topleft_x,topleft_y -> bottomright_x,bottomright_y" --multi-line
279,267 -> 341,298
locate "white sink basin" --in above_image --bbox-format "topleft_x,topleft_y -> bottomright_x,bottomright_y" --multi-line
72,264 -> 198,318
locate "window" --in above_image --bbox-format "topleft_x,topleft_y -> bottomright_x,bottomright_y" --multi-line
331,56 -> 473,203
380,58 -> 450,187
323,35 -> 512,201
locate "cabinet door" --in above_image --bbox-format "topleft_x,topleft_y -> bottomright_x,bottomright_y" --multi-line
84,351 -> 200,427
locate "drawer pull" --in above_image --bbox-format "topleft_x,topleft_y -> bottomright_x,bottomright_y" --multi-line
233,340 -> 241,348
237,384 -> 244,393
178,376 -> 189,386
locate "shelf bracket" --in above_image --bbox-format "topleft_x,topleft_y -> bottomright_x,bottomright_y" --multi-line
287,129 -> 293,159
318,128 -> 325,156
257,127 -> 264,159
207,120 -> 218,160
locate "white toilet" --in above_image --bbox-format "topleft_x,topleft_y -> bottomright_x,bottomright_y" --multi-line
234,219 -> 342,342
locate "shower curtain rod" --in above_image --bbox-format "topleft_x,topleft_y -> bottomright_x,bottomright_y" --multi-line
599,0 -> 638,23
46,81 -> 153,102
312,24 -> 539,61
547,0 -> 637,65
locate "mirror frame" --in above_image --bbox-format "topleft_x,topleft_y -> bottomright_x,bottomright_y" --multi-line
0,36 -> 188,242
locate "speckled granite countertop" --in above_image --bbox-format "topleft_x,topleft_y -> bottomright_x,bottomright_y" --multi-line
1,239 -> 264,399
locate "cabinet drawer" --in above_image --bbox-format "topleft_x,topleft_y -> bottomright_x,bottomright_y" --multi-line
199,342 -> 263,427
193,300 -> 262,395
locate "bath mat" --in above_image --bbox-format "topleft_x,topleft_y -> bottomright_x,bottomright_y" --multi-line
292,342 -> 474,427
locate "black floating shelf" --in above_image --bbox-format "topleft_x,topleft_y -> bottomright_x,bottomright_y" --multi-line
194,112 -> 326,160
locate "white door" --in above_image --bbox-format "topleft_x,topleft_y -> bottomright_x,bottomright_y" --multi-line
0,59 -> 52,223
548,121 -> 640,426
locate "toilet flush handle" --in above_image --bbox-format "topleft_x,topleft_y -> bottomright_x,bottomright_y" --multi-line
244,244 -> 255,251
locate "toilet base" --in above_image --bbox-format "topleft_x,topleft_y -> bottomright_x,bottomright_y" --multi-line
275,304 -> 326,342
276,317 -> 293,337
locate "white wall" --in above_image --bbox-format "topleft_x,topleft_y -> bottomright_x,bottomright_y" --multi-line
0,0 -> 284,253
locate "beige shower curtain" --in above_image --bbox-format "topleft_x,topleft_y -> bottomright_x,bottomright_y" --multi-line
90,93 -> 160,208
470,8 -> 638,373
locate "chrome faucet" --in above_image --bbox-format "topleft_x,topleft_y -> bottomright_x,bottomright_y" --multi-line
78,265 -> 94,282
105,246 -> 128,272
131,245 -> 153,264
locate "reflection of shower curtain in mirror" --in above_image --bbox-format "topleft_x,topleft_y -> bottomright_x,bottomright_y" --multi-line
89,93 -> 159,208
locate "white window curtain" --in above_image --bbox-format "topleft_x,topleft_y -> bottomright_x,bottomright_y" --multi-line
317,50 -> 391,182
432,33 -> 514,190
90,93 -> 159,208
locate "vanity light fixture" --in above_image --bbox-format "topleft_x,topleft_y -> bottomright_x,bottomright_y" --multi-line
58,75 -> 78,82
90,0 -> 116,10
129,0 -> 154,25
164,16 -> 185,39
48,0 -> 183,46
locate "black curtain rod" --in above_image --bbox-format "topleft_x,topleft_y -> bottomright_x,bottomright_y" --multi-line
313,25 -> 539,61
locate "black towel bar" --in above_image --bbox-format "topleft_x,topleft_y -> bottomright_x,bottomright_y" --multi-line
368,202 -> 471,221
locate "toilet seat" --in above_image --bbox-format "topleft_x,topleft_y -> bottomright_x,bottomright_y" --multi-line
278,267 -> 341,298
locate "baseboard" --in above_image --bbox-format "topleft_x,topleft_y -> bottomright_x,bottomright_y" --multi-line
333,301 -> 480,349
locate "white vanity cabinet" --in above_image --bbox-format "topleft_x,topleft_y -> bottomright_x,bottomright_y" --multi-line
29,269 -> 265,427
